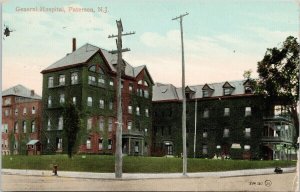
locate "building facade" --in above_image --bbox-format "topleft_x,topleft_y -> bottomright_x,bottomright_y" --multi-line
2,85 -> 42,155
41,39 -> 153,155
152,80 -> 296,160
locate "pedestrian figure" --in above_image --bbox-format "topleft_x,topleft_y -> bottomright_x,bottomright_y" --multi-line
53,164 -> 58,176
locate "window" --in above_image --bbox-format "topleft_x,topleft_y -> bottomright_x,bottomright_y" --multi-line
47,139 -> 50,144
47,119 -> 51,130
245,86 -> 252,94
57,138 -> 62,149
108,118 -> 113,132
128,106 -> 132,114
245,128 -> 251,137
88,76 -> 96,85
59,93 -> 65,104
223,128 -> 229,137
245,107 -> 251,116
48,96 -> 52,107
129,84 -> 133,92
15,108 -> 18,116
145,109 -> 149,117
72,97 -> 76,105
99,99 -> 104,109
136,107 -> 140,115
71,72 -> 78,84
108,139 -> 112,150
99,117 -> 104,131
89,65 -> 96,72
59,75 -> 65,86
203,129 -> 208,138
202,145 -> 208,154
144,90 -> 149,98
203,90 -> 209,97
58,116 -> 63,130
31,121 -> 35,133
2,124 -> 8,133
98,75 -> 105,85
224,108 -> 230,116
23,108 -> 27,115
99,139 -> 103,150
22,121 -> 26,133
138,80 -> 143,85
135,142 -> 139,153
4,109 -> 9,116
109,101 -> 113,110
203,109 -> 209,118
14,141 -> 18,149
14,122 -> 18,133
139,89 -> 143,97
87,97 -> 93,107
127,121 -> 132,130
216,145 -> 221,149
4,98 -> 11,105
244,145 -> 251,150
32,106 -> 36,114
223,88 -> 232,96
144,81 -> 149,86
87,118 -> 92,130
48,76 -> 54,88
109,80 -> 114,86
86,138 -> 91,149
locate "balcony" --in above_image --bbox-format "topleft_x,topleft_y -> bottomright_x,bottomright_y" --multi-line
261,136 -> 293,143
123,129 -> 144,137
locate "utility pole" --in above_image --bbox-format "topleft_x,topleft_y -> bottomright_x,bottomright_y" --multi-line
193,95 -> 197,158
172,12 -> 189,176
108,19 -> 135,178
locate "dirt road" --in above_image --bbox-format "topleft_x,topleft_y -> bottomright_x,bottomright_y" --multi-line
2,172 -> 297,191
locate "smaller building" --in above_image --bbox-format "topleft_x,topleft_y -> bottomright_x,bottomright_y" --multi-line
151,80 -> 296,160
2,85 -> 42,155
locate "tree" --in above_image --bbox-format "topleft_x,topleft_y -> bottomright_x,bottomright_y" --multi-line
62,102 -> 81,158
257,36 -> 299,137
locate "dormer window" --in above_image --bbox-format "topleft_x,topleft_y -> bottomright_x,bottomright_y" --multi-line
223,88 -> 233,96
245,86 -> 252,94
222,82 -> 235,96
185,86 -> 195,100
202,84 -> 214,98
243,79 -> 254,94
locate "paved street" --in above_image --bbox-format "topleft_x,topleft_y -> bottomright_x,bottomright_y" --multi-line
2,172 -> 298,191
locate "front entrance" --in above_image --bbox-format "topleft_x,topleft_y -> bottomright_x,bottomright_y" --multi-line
262,145 -> 273,160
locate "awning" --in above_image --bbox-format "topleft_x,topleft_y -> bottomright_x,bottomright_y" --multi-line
26,140 -> 40,145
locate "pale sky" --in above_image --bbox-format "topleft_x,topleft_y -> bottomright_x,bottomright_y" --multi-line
2,0 -> 298,95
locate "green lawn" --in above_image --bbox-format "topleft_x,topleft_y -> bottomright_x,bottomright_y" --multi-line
2,155 -> 296,173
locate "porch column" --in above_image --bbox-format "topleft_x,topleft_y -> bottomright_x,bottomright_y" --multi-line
128,137 -> 131,155
141,139 -> 144,155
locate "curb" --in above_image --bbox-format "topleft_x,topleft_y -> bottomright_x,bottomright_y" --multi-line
2,167 -> 296,180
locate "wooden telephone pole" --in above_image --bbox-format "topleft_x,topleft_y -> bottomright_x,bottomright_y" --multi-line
108,19 -> 135,178
172,12 -> 189,176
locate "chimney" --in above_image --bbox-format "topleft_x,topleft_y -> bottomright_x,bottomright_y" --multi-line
30,90 -> 35,96
72,38 -> 76,52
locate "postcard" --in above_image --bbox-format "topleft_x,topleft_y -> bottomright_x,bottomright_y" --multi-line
1,0 -> 299,191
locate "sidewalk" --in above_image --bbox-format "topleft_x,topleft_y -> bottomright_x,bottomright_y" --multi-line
2,167 -> 296,180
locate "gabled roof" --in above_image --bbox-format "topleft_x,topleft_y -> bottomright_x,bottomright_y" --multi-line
222,81 -> 235,88
185,86 -> 196,93
153,80 -> 251,101
202,84 -> 214,90
2,85 -> 41,100
42,43 -> 152,80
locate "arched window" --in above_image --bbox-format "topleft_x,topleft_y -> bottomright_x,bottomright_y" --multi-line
144,81 -> 149,86
138,80 -> 143,85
